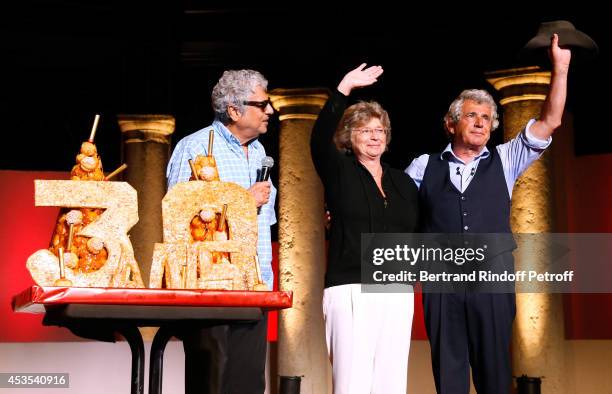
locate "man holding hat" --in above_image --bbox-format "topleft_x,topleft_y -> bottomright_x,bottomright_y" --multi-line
405,32 -> 572,393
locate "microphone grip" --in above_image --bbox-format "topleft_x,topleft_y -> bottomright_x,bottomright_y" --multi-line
259,166 -> 271,182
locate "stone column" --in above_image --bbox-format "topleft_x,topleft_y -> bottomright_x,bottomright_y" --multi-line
487,67 -> 566,393
117,114 -> 175,285
270,88 -> 330,394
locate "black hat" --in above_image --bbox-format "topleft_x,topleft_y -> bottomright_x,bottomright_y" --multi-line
524,20 -> 598,53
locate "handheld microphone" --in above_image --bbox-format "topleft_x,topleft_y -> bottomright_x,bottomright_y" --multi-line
258,156 -> 274,182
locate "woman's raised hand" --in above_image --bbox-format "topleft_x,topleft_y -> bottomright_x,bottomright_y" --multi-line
337,63 -> 384,96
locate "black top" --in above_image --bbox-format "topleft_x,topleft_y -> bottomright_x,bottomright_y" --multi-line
310,90 -> 420,288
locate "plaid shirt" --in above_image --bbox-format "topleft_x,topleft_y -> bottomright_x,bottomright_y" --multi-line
167,119 -> 277,289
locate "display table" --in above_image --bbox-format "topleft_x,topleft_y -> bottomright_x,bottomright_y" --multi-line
12,286 -> 293,394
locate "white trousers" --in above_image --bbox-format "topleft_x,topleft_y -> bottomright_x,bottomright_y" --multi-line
323,284 -> 414,394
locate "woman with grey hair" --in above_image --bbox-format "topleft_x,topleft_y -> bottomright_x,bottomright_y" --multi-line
311,64 -> 419,393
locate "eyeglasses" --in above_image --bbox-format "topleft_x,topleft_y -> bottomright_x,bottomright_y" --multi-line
352,128 -> 388,136
242,98 -> 273,110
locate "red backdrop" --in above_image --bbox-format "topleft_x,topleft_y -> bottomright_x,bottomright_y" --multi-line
0,170 -> 81,341
555,150 -> 612,339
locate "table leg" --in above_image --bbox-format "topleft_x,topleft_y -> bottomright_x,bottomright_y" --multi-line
149,326 -> 174,394
118,327 -> 145,394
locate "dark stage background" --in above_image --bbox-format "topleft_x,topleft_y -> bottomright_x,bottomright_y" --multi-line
2,2 -> 611,173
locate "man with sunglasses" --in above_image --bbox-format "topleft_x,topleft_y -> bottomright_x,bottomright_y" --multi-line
167,69 -> 276,394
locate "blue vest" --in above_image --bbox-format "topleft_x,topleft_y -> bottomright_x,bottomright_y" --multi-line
419,148 -> 516,257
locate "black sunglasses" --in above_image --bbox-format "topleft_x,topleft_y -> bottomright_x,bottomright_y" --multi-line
242,98 -> 272,110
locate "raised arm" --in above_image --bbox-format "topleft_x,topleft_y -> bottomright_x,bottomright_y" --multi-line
310,64 -> 384,180
530,33 -> 572,140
